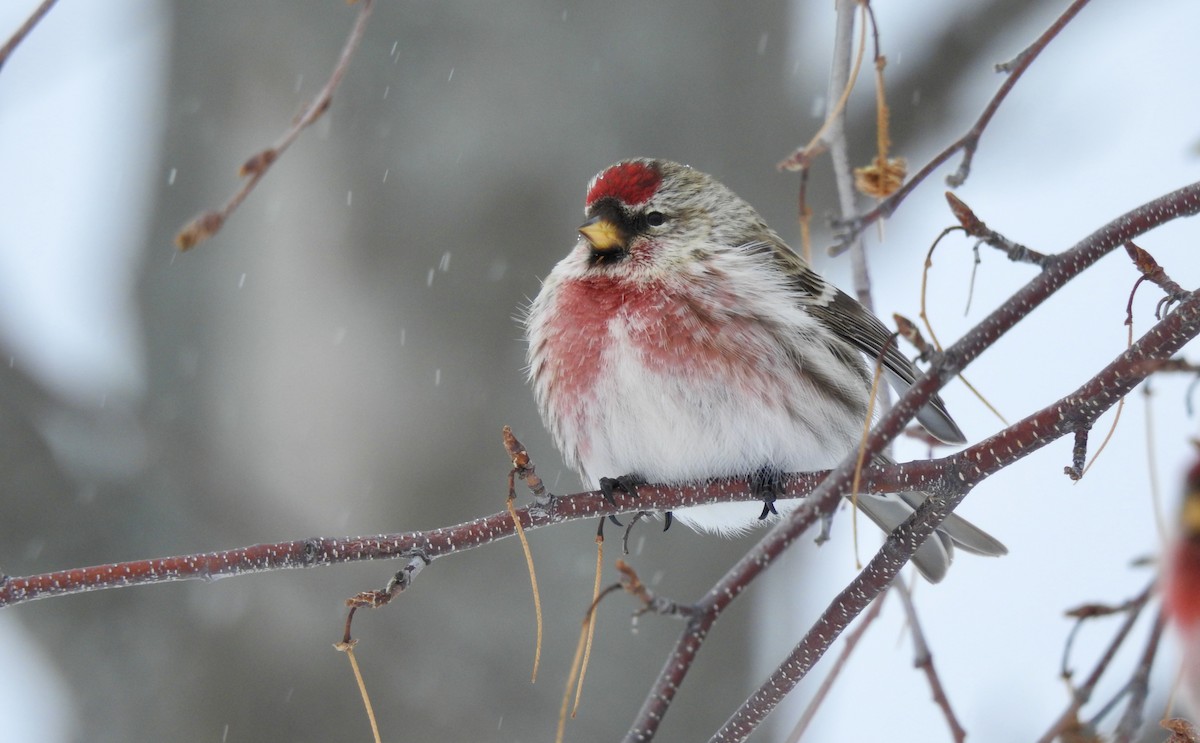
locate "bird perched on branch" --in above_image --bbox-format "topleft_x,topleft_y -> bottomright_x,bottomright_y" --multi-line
525,158 -> 1005,581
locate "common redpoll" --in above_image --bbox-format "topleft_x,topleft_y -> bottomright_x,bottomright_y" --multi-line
525,158 -> 1006,582
1165,455 -> 1200,712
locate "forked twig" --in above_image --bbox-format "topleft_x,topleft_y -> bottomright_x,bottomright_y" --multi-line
830,0 -> 1094,255
1038,580 -> 1156,743
175,0 -> 375,250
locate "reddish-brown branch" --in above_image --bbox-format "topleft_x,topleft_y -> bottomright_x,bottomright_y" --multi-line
783,591 -> 889,742
1036,581 -> 1156,743
894,582 -> 967,743
623,178 -> 1200,742
702,180 -> 1200,740
710,285 -> 1199,742
0,0 -> 58,72
174,0 -> 374,250
945,192 -> 1054,267
1111,610 -> 1166,743
829,0 -> 1094,256
0,474 -> 828,608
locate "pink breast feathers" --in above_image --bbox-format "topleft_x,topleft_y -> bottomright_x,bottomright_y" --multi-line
542,275 -> 642,404
586,161 -> 663,207
545,275 -> 752,399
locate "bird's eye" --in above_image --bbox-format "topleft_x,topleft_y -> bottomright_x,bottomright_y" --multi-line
645,211 -> 666,227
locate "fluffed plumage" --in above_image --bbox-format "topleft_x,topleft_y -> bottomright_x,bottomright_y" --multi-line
525,158 -> 1005,581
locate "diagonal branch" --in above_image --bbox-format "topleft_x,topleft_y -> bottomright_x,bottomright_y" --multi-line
174,0 -> 375,250
710,284 -> 1200,743
623,178 -> 1200,742
0,0 -> 58,72
830,0 -> 1094,255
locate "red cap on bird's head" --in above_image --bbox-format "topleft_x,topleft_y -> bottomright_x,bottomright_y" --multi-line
585,160 -> 663,207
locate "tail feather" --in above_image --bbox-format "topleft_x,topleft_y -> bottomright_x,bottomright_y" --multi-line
855,493 -> 952,583
894,491 -> 1008,557
855,491 -> 1006,583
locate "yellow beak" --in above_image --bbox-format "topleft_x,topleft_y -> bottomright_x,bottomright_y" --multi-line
579,216 -> 626,253
1185,490 -> 1200,534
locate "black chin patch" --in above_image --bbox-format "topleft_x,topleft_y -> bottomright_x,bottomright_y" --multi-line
587,248 -> 629,266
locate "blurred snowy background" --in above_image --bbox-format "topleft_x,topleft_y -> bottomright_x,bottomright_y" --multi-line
1,1 -> 1198,741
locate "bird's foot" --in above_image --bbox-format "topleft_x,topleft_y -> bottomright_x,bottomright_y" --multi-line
600,474 -> 644,506
617,510 -> 674,555
752,465 -> 787,520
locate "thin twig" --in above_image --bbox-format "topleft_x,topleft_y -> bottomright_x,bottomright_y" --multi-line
824,0 -> 878,312
333,640 -> 383,743
914,231 -> 1010,427
1127,241 -> 1189,318
778,0 -> 863,263
616,560 -> 693,620
894,581 -> 967,743
1111,610 -> 1166,743
1037,581 -> 1157,743
850,333 -> 896,567
0,0 -> 58,72
830,0 -> 1094,255
503,426 -> 544,682
175,0 -> 375,250
1144,384 -> 1169,545
945,192 -> 1053,267
1064,427 -> 1090,480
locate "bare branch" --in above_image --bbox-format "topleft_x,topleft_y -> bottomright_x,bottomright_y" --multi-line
0,0 -> 58,72
630,180 -> 1200,742
616,560 -> 693,621
1127,241 -> 1190,318
784,591 -> 889,742
707,183 -> 1200,740
894,582 -> 967,743
174,0 -> 375,250
1064,427 -> 1090,480
945,192 -> 1054,267
824,0 -> 877,311
1037,582 -> 1156,743
831,0 -> 1094,255
1110,610 -> 1165,742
